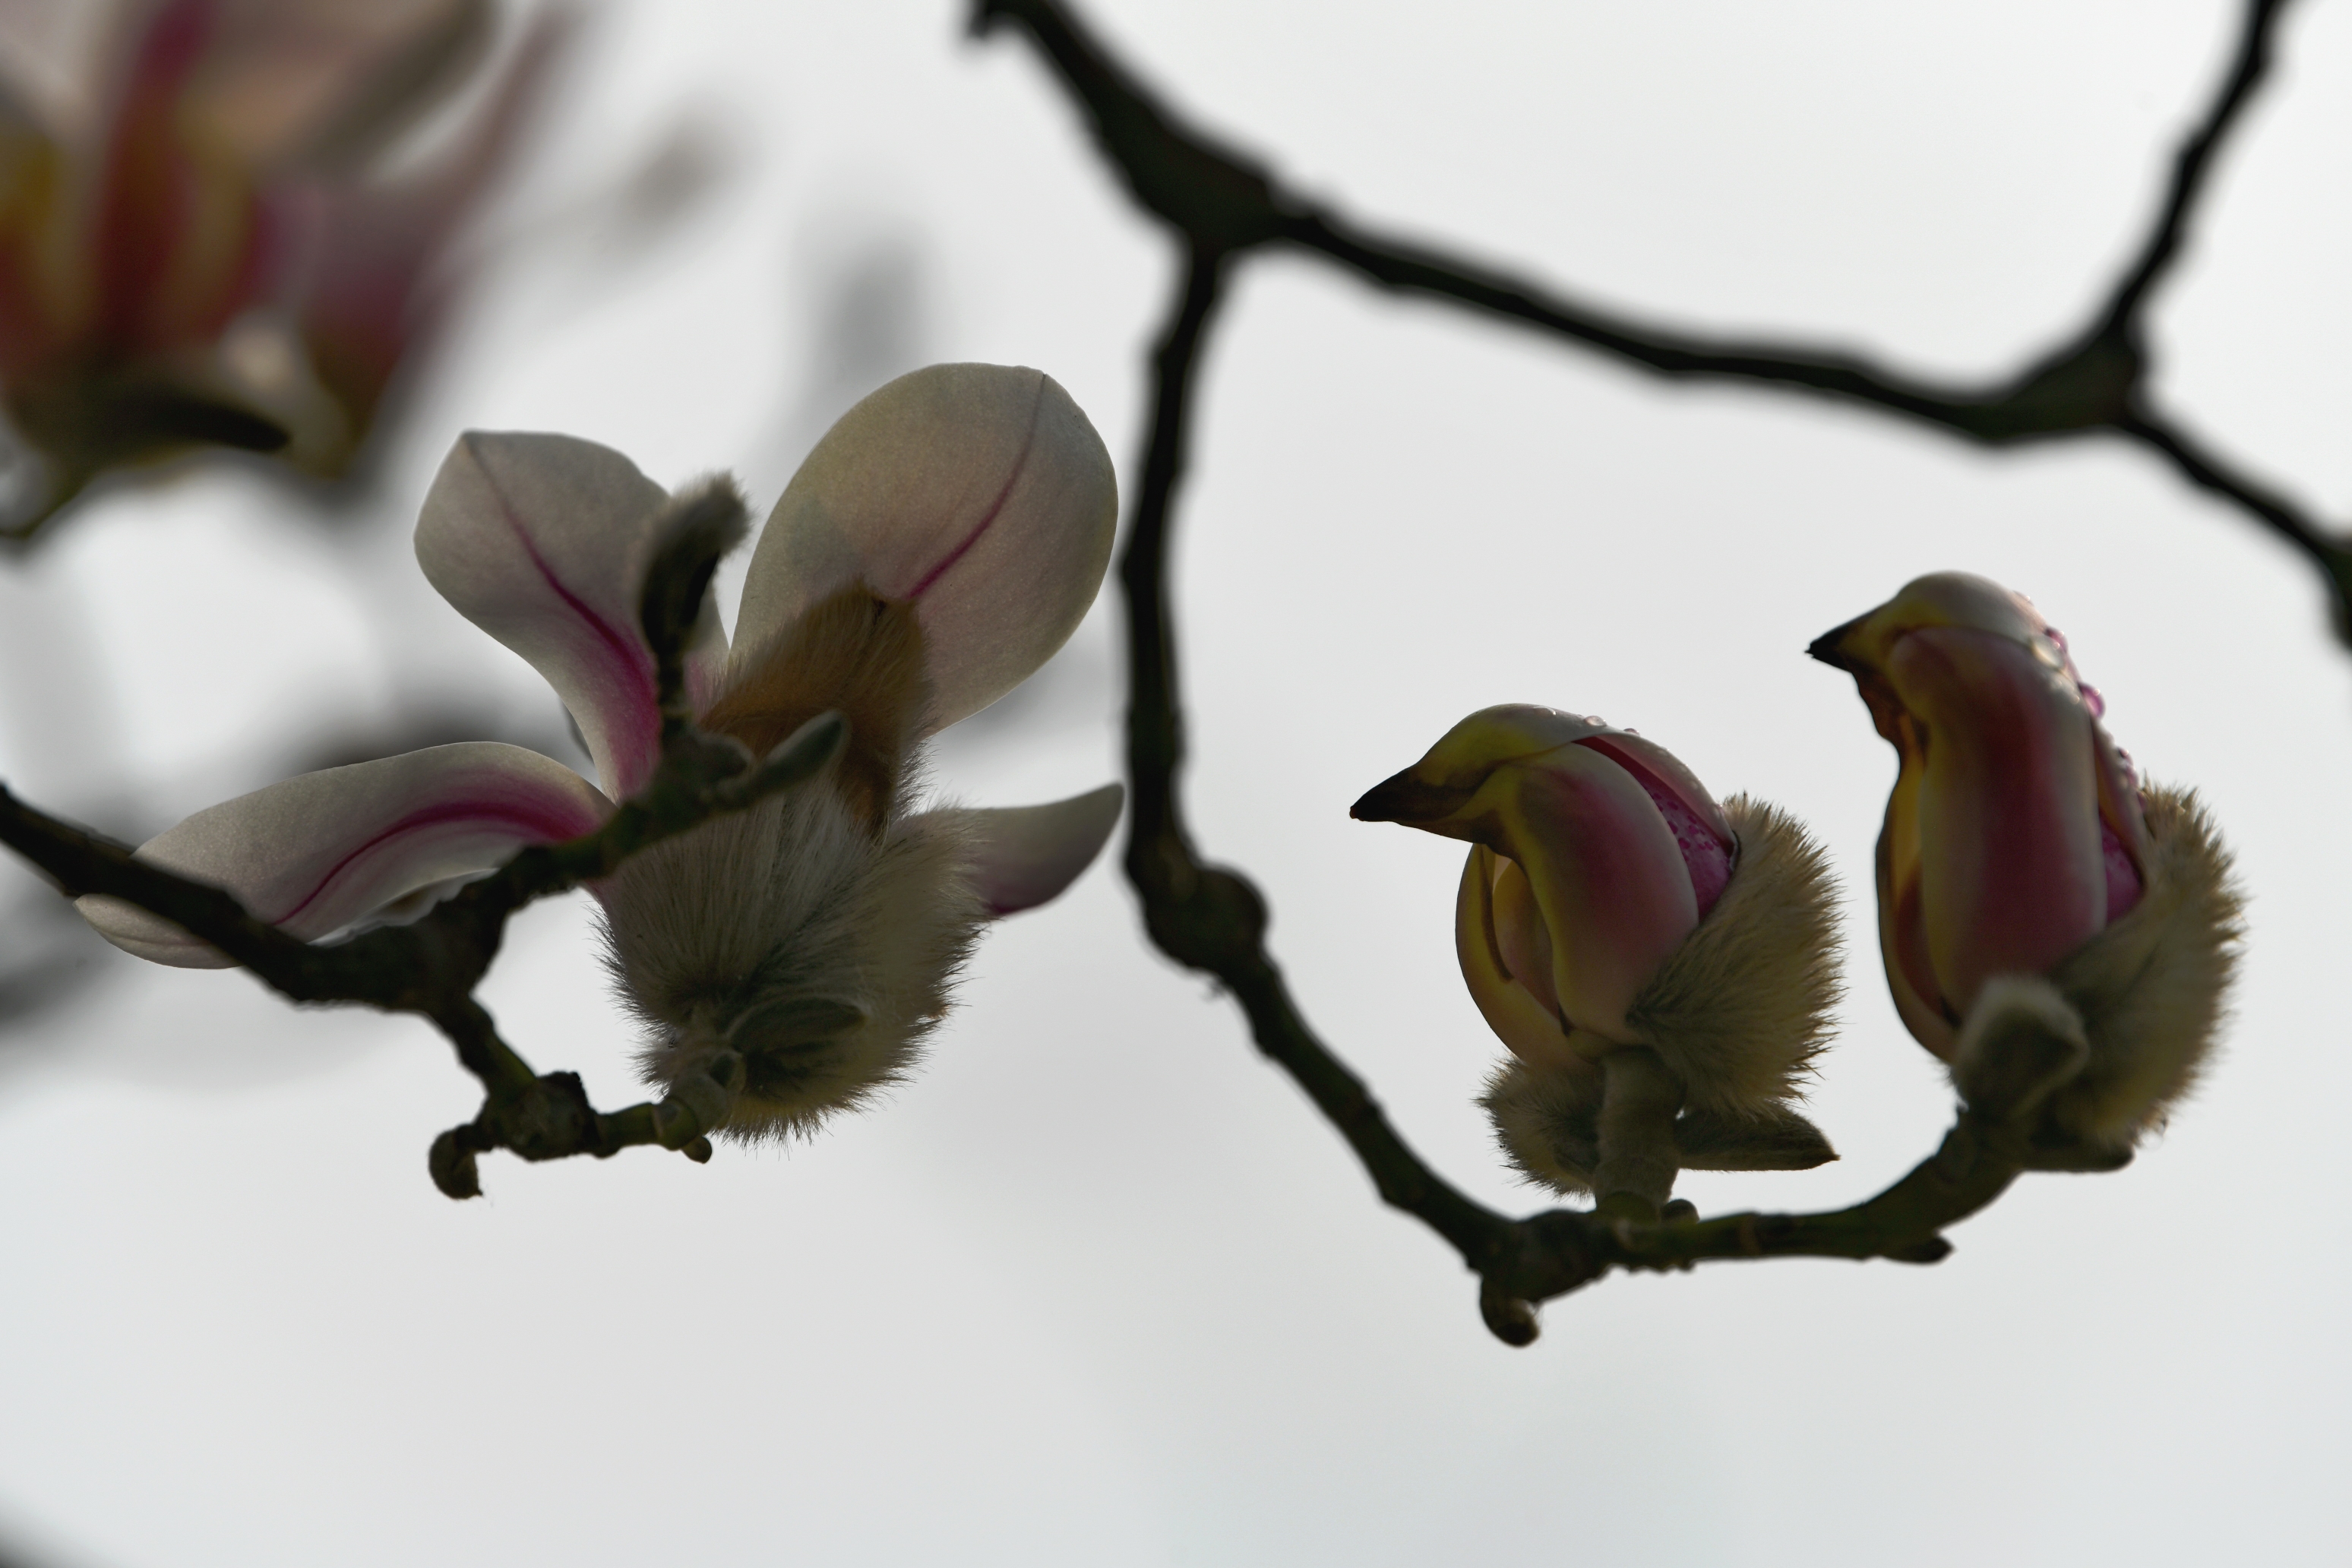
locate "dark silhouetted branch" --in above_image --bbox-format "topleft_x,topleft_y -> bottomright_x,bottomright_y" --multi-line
977,0 -> 2352,630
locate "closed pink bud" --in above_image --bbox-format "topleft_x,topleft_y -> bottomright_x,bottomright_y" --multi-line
1356,706 -> 1839,1193
1811,572 -> 2150,1060
1816,571 -> 2240,1160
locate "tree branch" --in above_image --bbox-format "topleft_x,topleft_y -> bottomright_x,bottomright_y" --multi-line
976,0 -> 2352,628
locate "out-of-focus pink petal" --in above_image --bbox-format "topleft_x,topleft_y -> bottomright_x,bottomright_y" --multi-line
737,364 -> 1117,734
75,741 -> 609,966
1455,845 -> 1586,1075
189,0 -> 489,172
416,431 -> 726,800
2091,726 -> 2148,922
1497,742 -> 1699,1042
932,782 -> 1123,917
289,6 -> 563,433
90,0 -> 273,356
1887,626 -> 2107,1018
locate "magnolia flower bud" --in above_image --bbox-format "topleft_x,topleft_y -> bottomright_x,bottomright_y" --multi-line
1813,572 -> 2241,1164
1354,706 -> 1840,1197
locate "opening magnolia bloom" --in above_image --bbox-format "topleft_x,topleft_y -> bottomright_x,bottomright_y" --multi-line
1353,705 -> 1841,1194
78,362 -> 1127,1140
1813,571 -> 2240,1161
0,0 -> 558,526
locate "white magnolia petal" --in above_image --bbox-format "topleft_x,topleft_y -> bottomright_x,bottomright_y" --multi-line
75,743 -> 611,967
937,782 -> 1124,917
416,432 -> 726,798
738,364 -> 1117,733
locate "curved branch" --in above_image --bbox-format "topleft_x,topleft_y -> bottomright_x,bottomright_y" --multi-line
976,0 -> 2352,628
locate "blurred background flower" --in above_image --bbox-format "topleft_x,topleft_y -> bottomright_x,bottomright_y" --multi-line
0,0 -> 561,539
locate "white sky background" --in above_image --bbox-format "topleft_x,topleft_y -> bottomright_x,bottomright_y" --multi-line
2,0 -> 2349,1563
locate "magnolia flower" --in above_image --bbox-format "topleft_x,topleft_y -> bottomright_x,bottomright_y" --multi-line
0,0 -> 557,532
1354,705 -> 1840,1197
1812,571 -> 2240,1164
77,362 -> 1127,1140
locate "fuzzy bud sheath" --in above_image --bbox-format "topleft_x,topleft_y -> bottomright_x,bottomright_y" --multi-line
1482,796 -> 1843,1194
603,588 -> 985,1140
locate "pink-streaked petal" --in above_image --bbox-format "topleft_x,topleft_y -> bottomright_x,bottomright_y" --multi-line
1455,846 -> 1585,1075
933,782 -> 1124,917
74,741 -> 610,967
2091,726 -> 2149,922
737,364 -> 1117,734
1573,733 -> 1733,915
416,431 -> 726,800
1888,626 -> 2107,1017
90,0 -> 267,354
1493,743 -> 1699,1042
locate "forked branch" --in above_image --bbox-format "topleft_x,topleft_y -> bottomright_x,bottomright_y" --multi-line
971,0 -> 2286,1339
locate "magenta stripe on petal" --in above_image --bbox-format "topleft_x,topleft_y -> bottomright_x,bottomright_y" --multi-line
903,379 -> 1043,600
1575,736 -> 1732,917
269,795 -> 602,926
500,495 -> 660,792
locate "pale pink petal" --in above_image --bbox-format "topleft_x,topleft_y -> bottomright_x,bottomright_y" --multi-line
76,741 -> 609,966
1487,854 -> 1560,1013
1875,764 -> 1958,1060
1454,846 -> 1587,1075
738,364 -> 1117,733
416,431 -> 726,799
936,782 -> 1123,917
1887,626 -> 2107,1016
1573,732 -> 1733,915
1496,742 -> 1699,1042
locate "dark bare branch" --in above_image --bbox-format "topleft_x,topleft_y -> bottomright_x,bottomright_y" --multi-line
976,0 -> 2352,628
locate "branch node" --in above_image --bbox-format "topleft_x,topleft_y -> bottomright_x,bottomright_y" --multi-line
429,1126 -> 484,1201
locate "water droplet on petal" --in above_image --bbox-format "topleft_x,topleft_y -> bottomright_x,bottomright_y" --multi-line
2080,682 -> 2105,718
